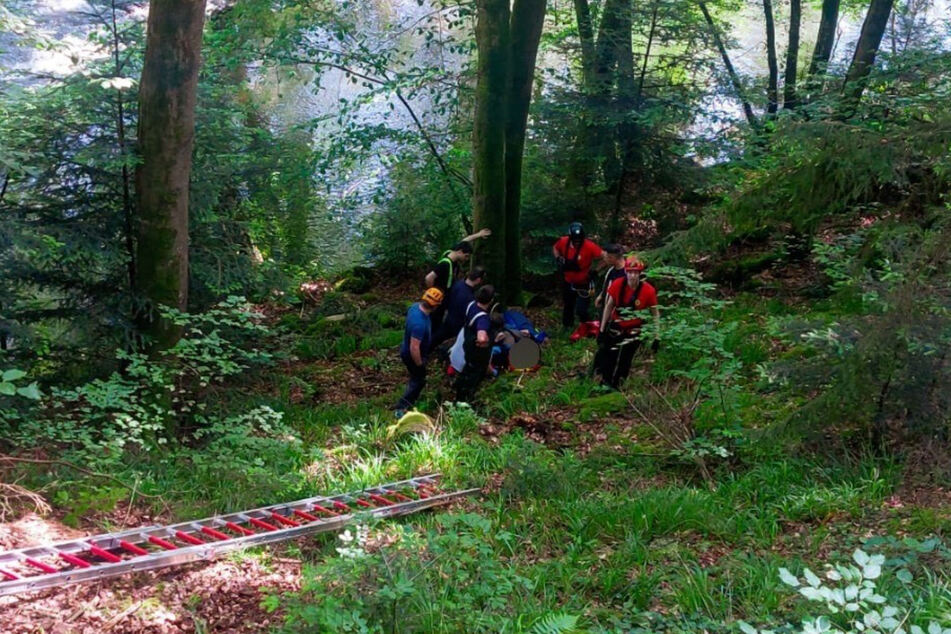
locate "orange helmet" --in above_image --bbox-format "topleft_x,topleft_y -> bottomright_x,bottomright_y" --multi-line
623,255 -> 646,272
421,287 -> 444,307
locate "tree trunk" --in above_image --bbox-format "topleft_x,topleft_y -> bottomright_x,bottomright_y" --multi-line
841,0 -> 895,113
111,0 -> 135,295
698,1 -> 757,127
503,0 -> 547,304
763,0 -> 779,115
473,0 -> 510,299
134,0 -> 206,350
573,0 -> 596,91
808,0 -> 840,77
783,0 -> 802,109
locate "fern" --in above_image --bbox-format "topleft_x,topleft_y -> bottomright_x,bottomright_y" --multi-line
529,612 -> 583,634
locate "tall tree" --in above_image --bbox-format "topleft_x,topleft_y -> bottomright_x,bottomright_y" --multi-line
808,0 -> 841,77
783,0 -> 802,109
134,0 -> 206,350
763,0 -> 779,115
473,0 -> 547,303
841,0 -> 895,113
503,0 -> 547,301
573,0 -> 597,90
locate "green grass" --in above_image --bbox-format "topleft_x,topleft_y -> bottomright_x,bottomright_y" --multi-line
20,299 -> 950,633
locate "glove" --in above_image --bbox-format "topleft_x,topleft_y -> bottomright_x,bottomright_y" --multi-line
651,339 -> 660,353
555,256 -> 566,267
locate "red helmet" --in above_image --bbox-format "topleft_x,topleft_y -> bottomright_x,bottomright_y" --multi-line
623,255 -> 646,272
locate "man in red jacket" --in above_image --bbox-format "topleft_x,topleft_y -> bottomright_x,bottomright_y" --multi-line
552,222 -> 603,330
596,255 -> 660,389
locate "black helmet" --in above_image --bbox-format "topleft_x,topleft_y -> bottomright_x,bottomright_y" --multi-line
568,222 -> 585,241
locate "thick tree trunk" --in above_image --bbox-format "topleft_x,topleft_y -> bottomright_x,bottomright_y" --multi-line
473,0 -> 510,298
841,0 -> 895,113
698,2 -> 757,127
134,0 -> 206,350
763,0 -> 779,115
503,0 -> 547,304
808,0 -> 841,77
783,0 -> 802,109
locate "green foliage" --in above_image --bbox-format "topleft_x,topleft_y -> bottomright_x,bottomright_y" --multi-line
278,513 -> 534,632
740,545 -> 951,634
4,297 -> 272,464
765,216 -> 951,443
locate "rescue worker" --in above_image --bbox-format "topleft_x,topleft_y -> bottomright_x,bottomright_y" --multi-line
453,285 -> 496,402
431,266 -> 486,350
596,256 -> 660,389
552,222 -> 603,330
425,228 -> 492,293
594,244 -> 628,310
395,287 -> 444,417
590,244 -> 628,374
425,228 -> 491,331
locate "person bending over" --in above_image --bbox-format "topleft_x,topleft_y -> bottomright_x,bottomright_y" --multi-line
431,266 -> 486,351
453,285 -> 496,403
395,287 -> 444,417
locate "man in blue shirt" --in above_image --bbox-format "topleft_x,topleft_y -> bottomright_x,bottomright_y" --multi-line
431,266 -> 486,350
453,285 -> 496,403
395,287 -> 444,416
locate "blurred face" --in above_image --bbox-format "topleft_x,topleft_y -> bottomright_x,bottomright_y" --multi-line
604,252 -> 621,266
570,237 -> 583,249
625,269 -> 641,285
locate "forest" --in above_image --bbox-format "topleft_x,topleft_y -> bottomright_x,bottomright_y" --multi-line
0,0 -> 950,631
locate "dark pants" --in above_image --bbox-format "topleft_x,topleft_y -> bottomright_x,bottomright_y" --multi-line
597,331 -> 642,389
397,353 -> 427,411
430,320 -> 461,352
561,280 -> 591,328
454,336 -> 492,402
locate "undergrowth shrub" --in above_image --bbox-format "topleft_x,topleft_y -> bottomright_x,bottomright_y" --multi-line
4,297 -> 273,466
275,513 -> 536,633
764,215 -> 951,449
739,542 -> 951,634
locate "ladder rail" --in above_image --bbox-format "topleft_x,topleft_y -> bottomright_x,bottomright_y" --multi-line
0,487 -> 477,597
0,475 -> 477,597
0,474 -> 442,565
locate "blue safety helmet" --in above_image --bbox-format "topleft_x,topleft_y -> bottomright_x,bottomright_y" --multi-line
568,222 -> 585,241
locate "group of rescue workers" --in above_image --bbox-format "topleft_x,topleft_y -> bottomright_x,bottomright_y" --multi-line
395,222 -> 660,417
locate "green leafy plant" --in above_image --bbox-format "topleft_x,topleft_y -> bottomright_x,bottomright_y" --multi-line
739,548 -> 951,634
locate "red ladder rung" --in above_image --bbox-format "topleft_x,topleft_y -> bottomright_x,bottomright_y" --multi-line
225,521 -> 255,536
390,491 -> 414,502
292,509 -> 320,522
0,568 -> 20,580
88,545 -> 121,563
148,536 -> 178,551
311,504 -> 339,517
270,512 -> 300,527
368,493 -> 395,506
119,540 -> 148,556
332,501 -> 352,512
175,531 -> 204,545
354,498 -> 373,508
201,527 -> 231,541
25,557 -> 58,573
248,518 -> 278,532
58,552 -> 92,568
